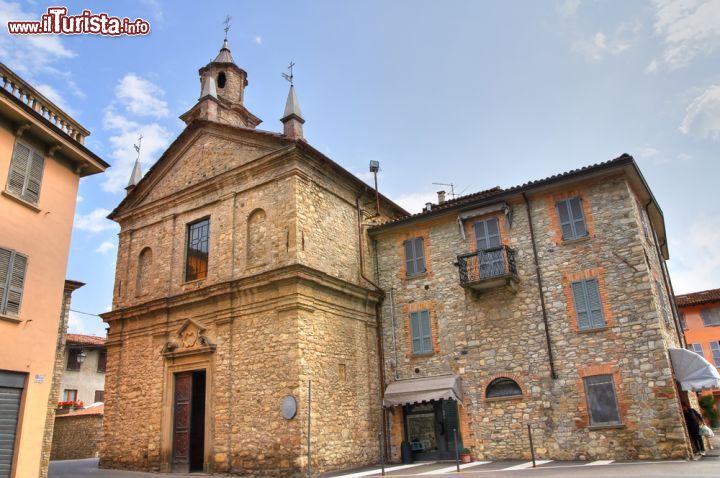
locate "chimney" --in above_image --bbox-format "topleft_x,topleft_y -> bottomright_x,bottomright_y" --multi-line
437,190 -> 446,204
424,202 -> 433,212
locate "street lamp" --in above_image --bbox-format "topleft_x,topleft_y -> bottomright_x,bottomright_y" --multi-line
76,349 -> 87,364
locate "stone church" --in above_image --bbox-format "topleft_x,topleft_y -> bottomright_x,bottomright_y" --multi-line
102,38 -> 705,476
101,39 -> 405,475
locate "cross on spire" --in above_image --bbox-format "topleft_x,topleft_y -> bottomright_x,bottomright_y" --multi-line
133,134 -> 143,161
281,61 -> 295,86
223,15 -> 232,40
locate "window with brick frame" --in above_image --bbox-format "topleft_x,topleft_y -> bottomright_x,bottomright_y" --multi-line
571,278 -> 605,330
409,310 -> 432,355
711,342 -> 720,367
403,237 -> 426,277
688,343 -> 704,356
583,374 -> 621,426
700,307 -> 720,327
556,197 -> 588,241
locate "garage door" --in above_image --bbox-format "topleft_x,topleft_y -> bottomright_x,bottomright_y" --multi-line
0,372 -> 25,478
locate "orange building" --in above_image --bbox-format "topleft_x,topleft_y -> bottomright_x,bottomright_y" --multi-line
677,288 -> 720,411
0,63 -> 107,477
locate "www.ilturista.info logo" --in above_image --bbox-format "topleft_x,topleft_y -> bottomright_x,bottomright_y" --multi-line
7,7 -> 150,36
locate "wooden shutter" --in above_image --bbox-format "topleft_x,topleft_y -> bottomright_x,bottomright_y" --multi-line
420,310 -> 432,353
410,312 -> 422,353
413,238 -> 425,274
0,249 -> 26,317
571,280 -> 591,330
556,200 -> 574,239
0,249 -> 10,316
585,279 -> 605,328
568,198 -> 587,237
6,142 -> 30,197
556,198 -> 587,240
404,240 -> 415,276
404,237 -> 425,277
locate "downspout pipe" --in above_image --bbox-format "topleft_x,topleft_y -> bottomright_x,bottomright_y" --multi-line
645,200 -> 685,348
523,192 -> 557,380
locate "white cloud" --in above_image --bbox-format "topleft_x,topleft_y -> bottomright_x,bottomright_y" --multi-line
669,216 -> 720,294
574,30 -> 631,62
115,74 -> 169,118
556,0 -> 580,19
74,208 -> 118,233
677,152 -> 693,161
34,83 -> 75,115
67,310 -> 106,337
76,195 -> 84,203
394,192 -> 438,214
100,108 -> 173,193
652,0 -> 720,69
645,59 -> 659,74
679,84 -> 720,139
254,35 -> 262,45
638,146 -> 660,158
95,240 -> 116,254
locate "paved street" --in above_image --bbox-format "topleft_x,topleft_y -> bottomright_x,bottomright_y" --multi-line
50,457 -> 720,478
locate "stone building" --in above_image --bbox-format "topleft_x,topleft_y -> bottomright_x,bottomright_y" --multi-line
0,61 -> 106,478
100,40 -> 405,475
370,157 -> 694,461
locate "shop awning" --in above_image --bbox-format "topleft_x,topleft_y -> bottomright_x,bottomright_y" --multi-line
668,348 -> 720,391
383,375 -> 463,407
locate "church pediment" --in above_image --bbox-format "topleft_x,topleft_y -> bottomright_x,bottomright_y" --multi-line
162,318 -> 216,358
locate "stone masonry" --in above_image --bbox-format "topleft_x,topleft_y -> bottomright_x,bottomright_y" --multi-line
371,160 -> 691,461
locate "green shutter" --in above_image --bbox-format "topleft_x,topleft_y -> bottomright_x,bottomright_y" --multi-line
413,237 -> 425,274
420,310 -> 432,352
404,240 -> 415,276
571,280 -> 591,330
585,279 -> 605,328
557,198 -> 588,240
410,312 -> 422,353
556,200 -> 574,239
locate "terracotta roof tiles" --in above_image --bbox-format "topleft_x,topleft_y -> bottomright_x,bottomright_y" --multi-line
65,334 -> 106,346
676,288 -> 720,307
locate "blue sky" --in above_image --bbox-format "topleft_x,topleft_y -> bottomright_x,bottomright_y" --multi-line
2,0 -> 719,337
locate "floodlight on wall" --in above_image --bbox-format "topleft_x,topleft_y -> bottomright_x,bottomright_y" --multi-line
369,161 -> 381,215
369,160 -> 380,173
77,349 -> 87,364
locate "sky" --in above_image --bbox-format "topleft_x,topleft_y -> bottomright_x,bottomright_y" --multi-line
1,0 -> 719,337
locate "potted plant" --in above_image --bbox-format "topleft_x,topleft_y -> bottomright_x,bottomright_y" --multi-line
699,395 -> 719,428
459,447 -> 472,463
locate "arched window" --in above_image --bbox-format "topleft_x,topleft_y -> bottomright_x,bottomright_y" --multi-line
217,72 -> 227,89
136,247 -> 153,295
486,377 -> 522,399
247,209 -> 269,266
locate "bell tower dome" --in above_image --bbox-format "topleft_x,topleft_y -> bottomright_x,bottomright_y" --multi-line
199,39 -> 248,105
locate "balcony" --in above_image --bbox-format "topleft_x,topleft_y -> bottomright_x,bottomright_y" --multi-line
456,245 -> 519,292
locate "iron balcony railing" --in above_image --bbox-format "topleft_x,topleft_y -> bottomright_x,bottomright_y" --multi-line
457,245 -> 518,287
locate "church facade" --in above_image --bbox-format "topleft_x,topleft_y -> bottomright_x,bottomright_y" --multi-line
101,40 -> 694,475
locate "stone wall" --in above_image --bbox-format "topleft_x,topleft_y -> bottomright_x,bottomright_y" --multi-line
373,173 -> 689,461
51,414 -> 103,461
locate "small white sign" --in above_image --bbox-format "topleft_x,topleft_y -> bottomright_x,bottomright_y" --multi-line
34,374 -> 45,383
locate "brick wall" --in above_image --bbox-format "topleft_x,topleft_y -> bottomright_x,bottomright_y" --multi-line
51,414 -> 103,460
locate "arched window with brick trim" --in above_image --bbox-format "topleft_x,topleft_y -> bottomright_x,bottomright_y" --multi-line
486,377 -> 522,399
136,247 -> 152,295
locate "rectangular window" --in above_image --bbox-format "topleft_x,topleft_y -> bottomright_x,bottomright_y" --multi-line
583,374 -> 621,426
711,342 -> 720,367
66,349 -> 81,371
97,350 -> 107,373
571,278 -> 605,330
556,197 -> 588,241
185,218 -> 210,282
655,281 -> 671,326
0,247 -> 28,317
403,237 -> 426,277
700,308 -> 720,327
688,343 -> 704,356
6,140 -> 45,204
94,390 -> 105,403
410,310 -> 432,355
62,389 -> 78,402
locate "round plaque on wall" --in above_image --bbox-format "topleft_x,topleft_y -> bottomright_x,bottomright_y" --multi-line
281,395 -> 297,420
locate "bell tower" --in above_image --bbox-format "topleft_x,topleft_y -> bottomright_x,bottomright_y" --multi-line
199,39 -> 248,105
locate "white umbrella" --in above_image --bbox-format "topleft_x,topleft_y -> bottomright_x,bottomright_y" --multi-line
668,348 -> 720,391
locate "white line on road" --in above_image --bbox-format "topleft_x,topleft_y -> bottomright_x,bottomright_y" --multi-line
585,460 -> 614,466
501,460 -> 553,471
334,462 -> 435,478
418,461 -> 492,474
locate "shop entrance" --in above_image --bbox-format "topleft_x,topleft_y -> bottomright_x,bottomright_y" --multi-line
404,399 -> 461,461
172,370 -> 206,473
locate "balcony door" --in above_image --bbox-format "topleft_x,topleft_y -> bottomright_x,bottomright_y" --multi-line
474,218 -> 503,278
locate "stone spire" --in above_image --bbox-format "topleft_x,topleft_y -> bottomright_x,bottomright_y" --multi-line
126,158 -> 142,193
200,74 -> 217,99
281,84 -> 305,140
214,39 -> 235,63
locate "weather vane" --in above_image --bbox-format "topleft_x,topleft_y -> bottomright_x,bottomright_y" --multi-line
223,15 -> 232,40
281,61 -> 295,85
134,134 -> 143,161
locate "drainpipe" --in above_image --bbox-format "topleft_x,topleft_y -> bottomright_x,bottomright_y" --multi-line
644,200 -> 685,348
522,193 -> 557,380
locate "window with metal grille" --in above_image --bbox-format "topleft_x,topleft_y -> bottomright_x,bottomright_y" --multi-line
583,374 -> 621,426
711,342 -> 720,367
185,218 -> 210,282
556,197 -> 588,240
571,278 -> 605,330
403,237 -> 426,277
700,308 -> 720,327
486,378 -> 522,398
6,141 -> 44,205
0,247 -> 27,317
66,349 -> 82,371
409,310 -> 432,355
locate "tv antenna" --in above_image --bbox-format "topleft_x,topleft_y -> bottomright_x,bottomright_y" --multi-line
432,182 -> 456,199
281,61 -> 295,85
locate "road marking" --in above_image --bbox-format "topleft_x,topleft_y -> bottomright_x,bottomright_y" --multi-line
586,460 -> 614,466
501,460 -> 553,471
418,461 -> 492,474
334,462 -> 435,478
